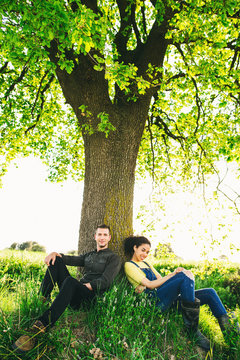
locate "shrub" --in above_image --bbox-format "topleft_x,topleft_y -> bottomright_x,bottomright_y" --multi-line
0,251 -> 45,283
223,274 -> 240,298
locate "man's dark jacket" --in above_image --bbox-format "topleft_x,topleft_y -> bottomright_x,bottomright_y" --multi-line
61,248 -> 121,292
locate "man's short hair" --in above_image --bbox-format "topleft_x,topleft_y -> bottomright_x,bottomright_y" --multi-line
95,224 -> 111,234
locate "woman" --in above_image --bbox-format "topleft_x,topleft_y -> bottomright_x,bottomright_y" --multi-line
124,236 -> 239,351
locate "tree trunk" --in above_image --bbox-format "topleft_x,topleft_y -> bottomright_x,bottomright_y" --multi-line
51,53 -> 153,256
78,101 -> 150,256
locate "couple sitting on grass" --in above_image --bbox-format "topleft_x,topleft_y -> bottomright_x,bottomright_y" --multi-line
13,224 -> 239,354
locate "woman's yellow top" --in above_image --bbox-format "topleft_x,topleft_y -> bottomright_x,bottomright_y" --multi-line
124,260 -> 160,288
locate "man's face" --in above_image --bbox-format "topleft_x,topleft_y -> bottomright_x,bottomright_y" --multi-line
95,228 -> 111,249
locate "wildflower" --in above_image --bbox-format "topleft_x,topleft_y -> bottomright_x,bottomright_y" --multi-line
71,340 -> 78,348
3,328 -> 11,332
89,347 -> 103,359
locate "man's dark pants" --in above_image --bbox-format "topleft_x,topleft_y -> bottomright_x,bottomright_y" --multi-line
38,257 -> 95,327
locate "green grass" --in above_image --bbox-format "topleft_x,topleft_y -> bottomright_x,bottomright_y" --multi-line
0,250 -> 239,359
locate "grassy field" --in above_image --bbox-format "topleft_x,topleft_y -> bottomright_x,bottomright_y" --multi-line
0,250 -> 239,359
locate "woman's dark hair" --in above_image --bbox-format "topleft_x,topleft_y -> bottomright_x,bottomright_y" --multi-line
124,236 -> 151,258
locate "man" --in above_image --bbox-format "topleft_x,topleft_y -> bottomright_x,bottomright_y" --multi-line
13,224 -> 121,353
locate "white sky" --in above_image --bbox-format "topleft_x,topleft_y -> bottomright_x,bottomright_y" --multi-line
0,157 -> 83,253
0,156 -> 240,263
134,181 -> 240,263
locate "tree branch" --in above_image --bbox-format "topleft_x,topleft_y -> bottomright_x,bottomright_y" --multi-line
151,92 -> 186,146
229,46 -> 240,71
141,2 -> 147,39
4,62 -> 29,100
147,116 -> 156,181
165,71 -> 186,84
68,0 -> 99,13
229,93 -> 240,105
154,112 -> 186,143
115,0 -> 133,58
191,77 -> 202,136
213,165 -> 240,215
134,5 -> 176,75
130,3 -> 142,47
31,71 -> 50,116
25,74 -> 55,134
149,0 -> 157,6
0,61 -> 8,74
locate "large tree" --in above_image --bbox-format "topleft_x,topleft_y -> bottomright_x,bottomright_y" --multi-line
0,0 -> 239,254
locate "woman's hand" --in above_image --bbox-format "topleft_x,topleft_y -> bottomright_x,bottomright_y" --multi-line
173,267 -> 194,280
44,252 -> 62,266
174,267 -> 184,274
135,284 -> 146,293
182,269 -> 194,280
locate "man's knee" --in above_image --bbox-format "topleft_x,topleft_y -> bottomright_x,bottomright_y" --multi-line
50,256 -> 64,267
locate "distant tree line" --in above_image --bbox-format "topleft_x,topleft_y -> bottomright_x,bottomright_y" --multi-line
66,250 -> 78,256
154,242 -> 181,261
9,241 -> 46,253
154,242 -> 229,261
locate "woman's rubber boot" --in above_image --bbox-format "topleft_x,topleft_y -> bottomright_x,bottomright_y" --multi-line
218,313 -> 240,334
218,312 -> 240,348
12,320 -> 46,353
181,298 -> 211,351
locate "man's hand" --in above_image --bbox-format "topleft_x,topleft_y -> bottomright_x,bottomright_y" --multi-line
83,283 -> 93,291
44,252 -> 62,266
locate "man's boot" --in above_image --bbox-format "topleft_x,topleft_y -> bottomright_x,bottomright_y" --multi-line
181,298 -> 211,351
12,320 -> 46,353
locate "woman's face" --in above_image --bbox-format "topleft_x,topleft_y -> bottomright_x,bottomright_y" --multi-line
133,243 -> 151,262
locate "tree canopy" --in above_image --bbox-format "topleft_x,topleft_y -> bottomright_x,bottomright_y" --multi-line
1,0 -> 240,252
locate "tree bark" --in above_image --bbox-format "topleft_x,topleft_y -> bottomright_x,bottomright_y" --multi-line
78,101 -> 150,255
